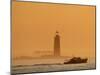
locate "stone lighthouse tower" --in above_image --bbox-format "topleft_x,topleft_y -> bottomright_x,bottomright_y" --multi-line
54,31 -> 60,56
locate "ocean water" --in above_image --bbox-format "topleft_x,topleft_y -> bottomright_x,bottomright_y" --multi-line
12,57 -> 96,74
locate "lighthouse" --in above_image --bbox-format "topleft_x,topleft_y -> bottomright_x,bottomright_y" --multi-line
54,31 -> 60,56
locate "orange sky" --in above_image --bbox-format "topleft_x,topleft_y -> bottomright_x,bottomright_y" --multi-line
12,2 -> 96,58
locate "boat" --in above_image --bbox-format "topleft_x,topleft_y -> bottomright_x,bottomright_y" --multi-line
64,57 -> 88,64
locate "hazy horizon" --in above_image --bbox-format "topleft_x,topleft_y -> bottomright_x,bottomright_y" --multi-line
12,2 -> 96,59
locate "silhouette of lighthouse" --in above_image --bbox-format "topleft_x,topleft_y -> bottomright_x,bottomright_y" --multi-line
54,31 -> 60,56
